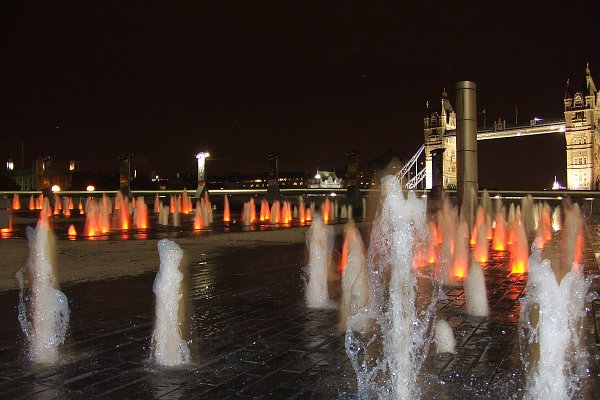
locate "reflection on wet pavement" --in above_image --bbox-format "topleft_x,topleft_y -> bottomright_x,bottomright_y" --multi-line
0,224 -> 598,399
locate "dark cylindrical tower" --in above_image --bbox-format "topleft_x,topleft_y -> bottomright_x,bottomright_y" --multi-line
455,81 -> 478,225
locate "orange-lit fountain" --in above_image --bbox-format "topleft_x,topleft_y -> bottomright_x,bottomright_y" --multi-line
12,194 -> 20,210
492,212 -> 507,251
472,222 -> 488,263
510,221 -> 528,274
133,196 -> 148,229
67,224 -> 77,238
270,200 -> 281,224
259,199 -> 270,222
193,200 -> 204,230
249,198 -> 256,223
223,195 -> 231,222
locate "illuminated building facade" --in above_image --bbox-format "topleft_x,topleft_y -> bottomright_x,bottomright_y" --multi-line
307,170 -> 343,189
564,64 -> 600,190
424,90 -> 457,189
424,64 -> 599,190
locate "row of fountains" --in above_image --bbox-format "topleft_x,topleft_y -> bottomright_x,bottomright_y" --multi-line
7,191 -> 367,237
14,177 -> 595,399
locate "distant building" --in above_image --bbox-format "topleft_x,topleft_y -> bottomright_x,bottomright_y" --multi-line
563,64 -> 600,190
424,89 -> 457,189
5,157 -> 78,191
209,171 -> 310,190
307,170 -> 343,189
423,64 -> 599,190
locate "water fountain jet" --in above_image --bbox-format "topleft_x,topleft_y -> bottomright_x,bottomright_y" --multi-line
16,221 -> 70,364
305,213 -> 335,309
150,239 -> 190,367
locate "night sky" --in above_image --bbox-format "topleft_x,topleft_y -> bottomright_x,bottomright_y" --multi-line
1,3 -> 598,189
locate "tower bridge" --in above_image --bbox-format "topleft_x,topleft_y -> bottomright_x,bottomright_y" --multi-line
402,64 -> 599,190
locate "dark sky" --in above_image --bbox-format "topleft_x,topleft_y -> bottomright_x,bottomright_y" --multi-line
1,2 -> 598,189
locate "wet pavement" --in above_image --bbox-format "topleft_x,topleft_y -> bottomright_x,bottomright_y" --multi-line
0,221 -> 599,399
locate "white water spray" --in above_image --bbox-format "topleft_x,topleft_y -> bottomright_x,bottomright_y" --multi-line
339,221 -> 368,333
464,261 -> 490,317
434,319 -> 456,354
346,176 -> 439,399
305,213 -> 335,309
150,239 -> 190,367
17,222 -> 70,364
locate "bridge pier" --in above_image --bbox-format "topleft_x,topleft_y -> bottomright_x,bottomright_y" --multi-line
456,81 -> 478,226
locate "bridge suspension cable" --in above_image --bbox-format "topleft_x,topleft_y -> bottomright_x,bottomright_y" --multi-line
406,168 -> 426,189
396,144 -> 424,183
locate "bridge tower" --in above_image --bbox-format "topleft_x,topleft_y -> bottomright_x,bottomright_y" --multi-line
424,89 -> 457,189
564,63 -> 600,190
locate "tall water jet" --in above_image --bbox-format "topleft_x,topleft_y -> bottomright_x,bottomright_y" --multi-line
346,176 -> 438,399
472,223 -> 488,263
339,221 -> 368,333
464,260 -> 490,317
150,239 -> 190,367
321,198 -> 331,222
492,212 -> 507,251
521,195 -> 535,234
17,221 -> 70,364
304,213 -> 334,309
169,195 -> 176,214
259,199 -> 270,222
133,196 -> 148,229
29,194 -> 35,210
154,193 -> 161,214
223,195 -> 231,222
84,199 -> 100,236
182,189 -> 192,213
193,201 -> 203,229
561,204 -> 585,275
540,203 -> 552,241
450,222 -> 469,283
101,194 -> 112,215
62,197 -> 71,217
480,189 -> 492,220
510,221 -> 528,274
201,193 -> 213,224
282,200 -> 292,223
552,206 -> 561,232
12,193 -> 21,210
159,206 -> 170,226
249,197 -> 256,222
113,192 -> 130,230
270,200 -> 281,225
171,208 -> 180,226
305,207 -> 312,222
507,203 -> 516,227
439,200 -> 458,286
340,204 -> 348,220
241,202 -> 251,226
471,206 -> 485,245
53,196 -> 61,215
519,229 -> 591,399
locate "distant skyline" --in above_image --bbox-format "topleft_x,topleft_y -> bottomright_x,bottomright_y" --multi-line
1,3 -> 598,190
